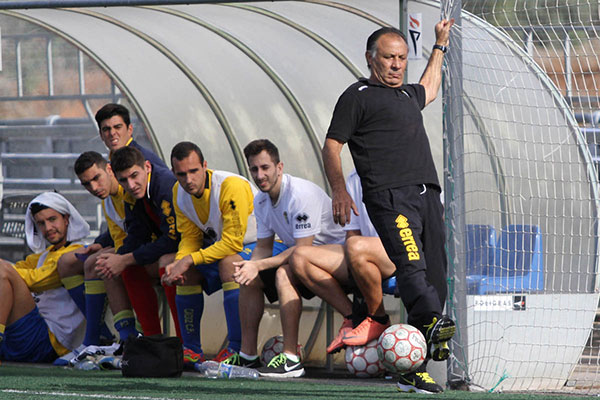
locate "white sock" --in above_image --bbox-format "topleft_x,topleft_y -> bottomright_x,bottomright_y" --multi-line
284,352 -> 299,362
239,351 -> 258,360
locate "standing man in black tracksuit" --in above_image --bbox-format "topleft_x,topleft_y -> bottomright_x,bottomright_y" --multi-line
322,19 -> 454,394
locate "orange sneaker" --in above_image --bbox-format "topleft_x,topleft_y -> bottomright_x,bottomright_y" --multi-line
183,347 -> 205,369
212,348 -> 236,362
342,316 -> 390,346
326,318 -> 353,354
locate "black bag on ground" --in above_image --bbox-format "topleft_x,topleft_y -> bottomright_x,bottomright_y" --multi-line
121,335 -> 183,378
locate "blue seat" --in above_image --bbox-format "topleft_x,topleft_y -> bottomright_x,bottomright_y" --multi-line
382,274 -> 396,295
466,224 -> 497,276
465,224 -> 497,294
469,224 -> 544,295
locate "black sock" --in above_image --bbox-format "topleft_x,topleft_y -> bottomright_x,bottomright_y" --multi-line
369,314 -> 390,325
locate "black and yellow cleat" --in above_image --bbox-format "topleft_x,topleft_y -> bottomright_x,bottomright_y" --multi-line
424,315 -> 455,361
397,371 -> 444,394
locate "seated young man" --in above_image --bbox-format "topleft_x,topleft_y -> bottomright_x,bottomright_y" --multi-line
161,141 -> 258,364
0,192 -> 88,363
290,169 -> 394,353
94,146 -> 181,342
56,152 -> 160,364
231,139 -> 345,378
94,103 -> 170,336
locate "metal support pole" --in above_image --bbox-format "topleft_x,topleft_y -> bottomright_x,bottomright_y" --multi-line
443,0 -> 468,387
564,32 -> 572,99
16,40 -> 23,97
0,0 -> 282,9
524,29 -> 533,56
46,38 -> 54,96
399,0 -> 407,32
399,0 -> 408,85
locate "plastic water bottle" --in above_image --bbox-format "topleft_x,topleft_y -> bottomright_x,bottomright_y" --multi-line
98,356 -> 122,370
74,359 -> 100,371
194,361 -> 259,379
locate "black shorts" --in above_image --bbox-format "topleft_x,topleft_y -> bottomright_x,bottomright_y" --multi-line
258,268 -> 315,303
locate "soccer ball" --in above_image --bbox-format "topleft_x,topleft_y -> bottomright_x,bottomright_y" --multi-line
377,324 -> 426,374
260,335 -> 303,365
345,339 -> 385,378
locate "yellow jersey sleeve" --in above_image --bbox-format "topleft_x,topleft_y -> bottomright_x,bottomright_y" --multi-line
192,176 -> 254,265
103,187 -> 127,251
14,243 -> 84,292
174,182 -> 205,261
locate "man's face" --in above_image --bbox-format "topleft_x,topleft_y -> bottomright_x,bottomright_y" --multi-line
116,161 -> 151,200
33,208 -> 69,247
366,33 -> 408,88
172,152 -> 207,197
78,163 -> 115,200
247,150 -> 282,194
99,115 -> 133,152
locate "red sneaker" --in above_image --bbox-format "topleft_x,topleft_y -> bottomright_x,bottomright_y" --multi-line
342,316 -> 390,346
326,318 -> 353,354
212,348 -> 236,362
183,347 -> 205,368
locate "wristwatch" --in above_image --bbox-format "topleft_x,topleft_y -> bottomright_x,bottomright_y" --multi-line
433,44 -> 448,53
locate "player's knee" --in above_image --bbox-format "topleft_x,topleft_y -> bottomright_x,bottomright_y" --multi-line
218,255 -> 239,282
288,247 -> 309,277
83,254 -> 97,276
345,236 -> 367,264
0,262 -> 13,280
56,254 -> 75,278
275,264 -> 296,290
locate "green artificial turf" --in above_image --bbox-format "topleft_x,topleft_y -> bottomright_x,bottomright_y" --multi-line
0,364 -> 593,400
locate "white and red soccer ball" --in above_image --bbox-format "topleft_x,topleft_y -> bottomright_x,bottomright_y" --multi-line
260,335 -> 304,365
376,324 -> 426,374
345,339 -> 385,378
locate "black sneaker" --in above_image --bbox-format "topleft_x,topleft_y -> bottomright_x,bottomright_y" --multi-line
257,353 -> 305,378
397,371 -> 443,394
222,352 -> 261,368
424,315 -> 456,361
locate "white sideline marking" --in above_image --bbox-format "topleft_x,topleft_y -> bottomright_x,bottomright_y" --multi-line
2,389 -> 187,400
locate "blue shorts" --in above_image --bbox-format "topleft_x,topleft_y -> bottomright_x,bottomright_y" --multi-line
194,242 -> 285,295
0,307 -> 58,363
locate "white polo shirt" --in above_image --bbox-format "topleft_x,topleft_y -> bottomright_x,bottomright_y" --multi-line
254,173 -> 345,247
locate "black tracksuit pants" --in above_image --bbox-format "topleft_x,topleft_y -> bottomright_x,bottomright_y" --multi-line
363,184 -> 447,337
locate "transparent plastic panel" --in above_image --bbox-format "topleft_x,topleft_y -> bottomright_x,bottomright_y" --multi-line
248,1 -> 375,79
170,3 -> 361,187
19,8 -> 236,170
92,5 -> 306,177
0,13 -> 149,257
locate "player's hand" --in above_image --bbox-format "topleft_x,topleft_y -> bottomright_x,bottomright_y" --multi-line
95,253 -> 127,279
161,257 -> 192,286
434,18 -> 455,46
232,260 -> 259,286
82,243 -> 102,254
331,187 -> 358,227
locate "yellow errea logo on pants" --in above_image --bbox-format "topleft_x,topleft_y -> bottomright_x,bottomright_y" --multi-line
395,214 -> 420,261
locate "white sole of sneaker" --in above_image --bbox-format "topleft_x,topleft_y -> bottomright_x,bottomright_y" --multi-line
258,368 -> 305,378
396,383 -> 439,394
